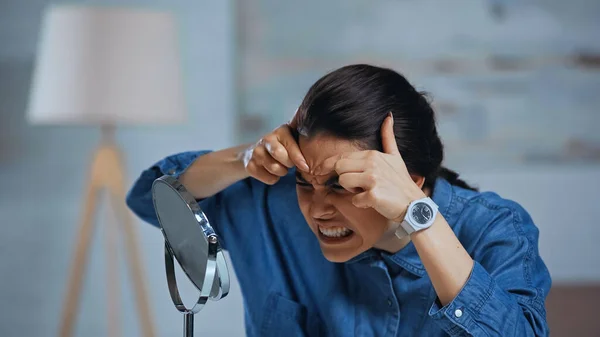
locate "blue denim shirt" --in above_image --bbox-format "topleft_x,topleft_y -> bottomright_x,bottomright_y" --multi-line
126,150 -> 551,337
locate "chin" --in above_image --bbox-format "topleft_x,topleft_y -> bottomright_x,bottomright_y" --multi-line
322,251 -> 354,263
320,246 -> 364,263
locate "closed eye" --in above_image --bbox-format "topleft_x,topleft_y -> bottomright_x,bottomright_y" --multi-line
295,172 -> 346,192
295,180 -> 313,189
295,171 -> 312,189
330,183 -> 353,195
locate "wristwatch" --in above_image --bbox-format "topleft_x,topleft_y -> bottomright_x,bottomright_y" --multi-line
395,197 -> 439,238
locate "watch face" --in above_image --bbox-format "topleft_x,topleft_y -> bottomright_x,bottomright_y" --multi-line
411,202 -> 434,225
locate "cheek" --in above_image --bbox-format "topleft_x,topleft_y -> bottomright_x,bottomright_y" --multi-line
333,196 -> 388,240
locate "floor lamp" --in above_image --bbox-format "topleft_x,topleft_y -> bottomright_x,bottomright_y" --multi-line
26,5 -> 186,337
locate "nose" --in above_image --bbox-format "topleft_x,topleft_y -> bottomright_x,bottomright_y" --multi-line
309,190 -> 335,220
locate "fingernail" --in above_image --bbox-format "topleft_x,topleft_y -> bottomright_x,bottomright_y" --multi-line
388,112 -> 394,122
264,142 -> 273,154
299,160 -> 309,172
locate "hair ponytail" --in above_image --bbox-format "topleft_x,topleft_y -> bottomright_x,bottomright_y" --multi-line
436,167 -> 478,191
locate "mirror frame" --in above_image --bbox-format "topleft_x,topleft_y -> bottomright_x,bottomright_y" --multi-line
151,175 -> 229,314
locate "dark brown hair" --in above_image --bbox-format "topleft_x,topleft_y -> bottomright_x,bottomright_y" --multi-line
295,64 -> 477,192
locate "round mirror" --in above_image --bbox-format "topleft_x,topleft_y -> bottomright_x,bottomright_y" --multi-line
151,175 -> 230,336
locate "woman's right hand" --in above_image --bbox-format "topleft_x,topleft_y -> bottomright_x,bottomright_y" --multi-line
242,123 -> 310,185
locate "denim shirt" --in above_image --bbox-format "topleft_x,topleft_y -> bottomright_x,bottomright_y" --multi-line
126,150 -> 551,337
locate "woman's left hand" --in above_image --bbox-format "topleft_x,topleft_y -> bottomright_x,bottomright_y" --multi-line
313,113 -> 426,222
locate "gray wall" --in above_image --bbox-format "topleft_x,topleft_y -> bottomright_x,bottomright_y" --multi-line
0,0 -> 245,336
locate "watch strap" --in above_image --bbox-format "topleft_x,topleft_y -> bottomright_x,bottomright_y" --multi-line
400,219 -> 416,235
394,222 -> 410,239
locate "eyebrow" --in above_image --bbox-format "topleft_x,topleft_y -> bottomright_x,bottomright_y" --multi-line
295,171 -> 308,182
295,171 -> 339,186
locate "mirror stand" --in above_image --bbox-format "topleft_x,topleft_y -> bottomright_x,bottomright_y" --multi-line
152,175 -> 230,336
164,240 -> 218,337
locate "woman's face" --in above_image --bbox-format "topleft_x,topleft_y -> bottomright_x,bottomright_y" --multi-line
296,134 -> 392,263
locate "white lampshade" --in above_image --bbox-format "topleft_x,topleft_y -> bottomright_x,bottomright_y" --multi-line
26,4 -> 186,125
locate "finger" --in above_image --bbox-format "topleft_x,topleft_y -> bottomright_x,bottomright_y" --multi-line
313,151 -> 372,176
381,113 -> 400,155
250,142 -> 269,162
338,172 -> 376,191
246,161 -> 280,185
262,155 -> 289,177
262,138 -> 294,168
352,190 -> 376,209
334,158 -> 370,175
278,127 -> 309,172
312,154 -> 342,176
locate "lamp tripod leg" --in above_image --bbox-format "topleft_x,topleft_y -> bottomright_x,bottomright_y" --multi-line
105,191 -> 121,337
58,142 -> 156,337
109,182 -> 156,337
58,181 -> 99,337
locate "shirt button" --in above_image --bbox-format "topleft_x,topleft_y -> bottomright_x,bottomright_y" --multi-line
454,309 -> 463,318
168,168 -> 176,175
387,298 -> 393,307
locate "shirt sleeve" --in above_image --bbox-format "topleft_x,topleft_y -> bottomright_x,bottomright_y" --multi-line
125,150 -> 257,249
428,205 -> 551,337
125,150 -> 210,228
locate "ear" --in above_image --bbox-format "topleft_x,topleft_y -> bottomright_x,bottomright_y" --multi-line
411,175 -> 425,189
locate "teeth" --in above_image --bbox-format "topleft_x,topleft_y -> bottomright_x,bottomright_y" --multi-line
318,226 -> 352,238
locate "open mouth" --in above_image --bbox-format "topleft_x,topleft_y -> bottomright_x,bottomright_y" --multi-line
317,225 -> 355,244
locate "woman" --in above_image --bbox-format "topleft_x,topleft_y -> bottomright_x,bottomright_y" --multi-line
127,64 -> 551,336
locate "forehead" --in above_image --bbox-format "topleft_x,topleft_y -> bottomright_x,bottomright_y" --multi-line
299,134 -> 358,163
298,134 -> 361,182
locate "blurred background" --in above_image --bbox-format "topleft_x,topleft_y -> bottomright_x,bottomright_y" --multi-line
0,0 -> 599,336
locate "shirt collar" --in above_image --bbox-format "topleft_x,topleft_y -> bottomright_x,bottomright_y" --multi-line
345,178 -> 455,277
431,177 -> 454,217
